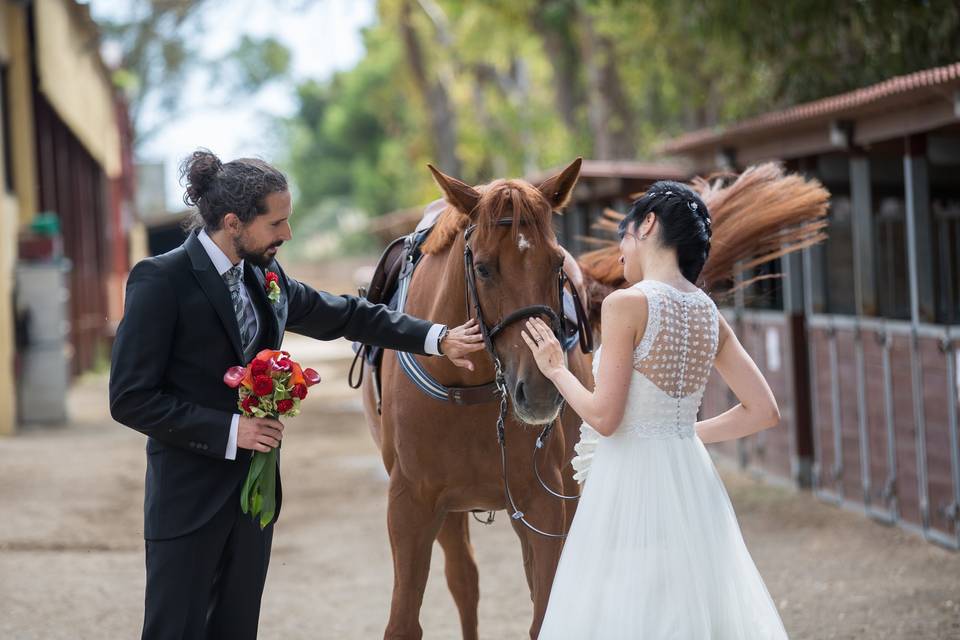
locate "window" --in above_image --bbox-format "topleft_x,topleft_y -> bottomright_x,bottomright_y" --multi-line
929,132 -> 960,325
742,258 -> 784,311
932,199 -> 960,324
808,154 -> 857,316
870,155 -> 910,321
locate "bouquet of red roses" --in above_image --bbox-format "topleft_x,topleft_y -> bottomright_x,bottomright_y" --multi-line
224,349 -> 320,528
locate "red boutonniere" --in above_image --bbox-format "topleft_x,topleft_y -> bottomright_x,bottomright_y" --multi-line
264,271 -> 281,305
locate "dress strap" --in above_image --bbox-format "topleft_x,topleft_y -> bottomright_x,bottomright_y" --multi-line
632,281 -> 661,364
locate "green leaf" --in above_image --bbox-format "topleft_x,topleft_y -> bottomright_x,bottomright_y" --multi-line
257,448 -> 278,529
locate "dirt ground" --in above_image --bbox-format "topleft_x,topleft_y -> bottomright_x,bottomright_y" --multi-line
1,258 -> 959,639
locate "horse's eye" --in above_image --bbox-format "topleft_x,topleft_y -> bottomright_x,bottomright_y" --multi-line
476,264 -> 490,278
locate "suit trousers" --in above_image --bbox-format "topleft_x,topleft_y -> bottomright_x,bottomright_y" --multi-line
142,481 -> 273,640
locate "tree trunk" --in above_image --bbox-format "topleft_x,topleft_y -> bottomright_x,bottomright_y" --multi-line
528,1 -> 583,132
397,0 -> 461,176
580,11 -> 636,160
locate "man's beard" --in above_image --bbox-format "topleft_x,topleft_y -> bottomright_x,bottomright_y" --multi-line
236,238 -> 282,268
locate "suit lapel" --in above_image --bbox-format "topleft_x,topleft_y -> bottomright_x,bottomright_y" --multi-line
245,263 -> 281,349
184,231 -> 245,363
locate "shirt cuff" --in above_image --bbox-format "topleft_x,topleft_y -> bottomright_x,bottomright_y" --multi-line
225,414 -> 240,460
424,323 -> 446,356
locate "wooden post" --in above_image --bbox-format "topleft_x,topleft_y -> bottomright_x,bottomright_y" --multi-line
903,135 -> 935,324
903,133 -> 935,535
849,154 -> 877,317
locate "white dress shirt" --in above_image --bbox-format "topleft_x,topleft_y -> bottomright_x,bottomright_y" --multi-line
196,229 -> 445,461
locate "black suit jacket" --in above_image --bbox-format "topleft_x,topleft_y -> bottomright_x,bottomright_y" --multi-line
109,230 -> 434,540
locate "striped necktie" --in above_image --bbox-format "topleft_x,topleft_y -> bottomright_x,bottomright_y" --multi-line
223,264 -> 252,351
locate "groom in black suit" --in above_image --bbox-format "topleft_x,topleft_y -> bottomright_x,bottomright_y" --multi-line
109,151 -> 482,639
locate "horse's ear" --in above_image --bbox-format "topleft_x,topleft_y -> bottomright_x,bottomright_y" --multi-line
427,164 -> 481,216
537,157 -> 582,211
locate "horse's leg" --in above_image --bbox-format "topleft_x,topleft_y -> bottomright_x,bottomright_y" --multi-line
559,404 -> 582,531
384,471 -> 443,640
508,488 -> 566,638
435,512 -> 480,640
515,523 -> 534,596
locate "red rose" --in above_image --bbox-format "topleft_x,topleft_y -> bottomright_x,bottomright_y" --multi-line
276,399 -> 294,413
250,359 -> 269,376
291,383 -> 308,400
252,374 -> 274,396
271,356 -> 292,372
265,271 -> 280,285
241,394 -> 259,413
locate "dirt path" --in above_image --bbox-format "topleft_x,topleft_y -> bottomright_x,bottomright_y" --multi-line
1,258 -> 958,638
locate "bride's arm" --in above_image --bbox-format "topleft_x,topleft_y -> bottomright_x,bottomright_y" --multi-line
695,314 -> 780,444
522,290 -> 644,437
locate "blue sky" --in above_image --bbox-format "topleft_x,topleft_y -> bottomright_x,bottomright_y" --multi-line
87,0 -> 375,209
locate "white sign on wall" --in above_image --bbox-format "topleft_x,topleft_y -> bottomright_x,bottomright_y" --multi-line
766,327 -> 782,372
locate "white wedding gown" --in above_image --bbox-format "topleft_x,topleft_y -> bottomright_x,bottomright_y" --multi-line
538,280 -> 788,639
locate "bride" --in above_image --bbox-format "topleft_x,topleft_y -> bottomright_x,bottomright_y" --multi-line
521,182 -> 789,639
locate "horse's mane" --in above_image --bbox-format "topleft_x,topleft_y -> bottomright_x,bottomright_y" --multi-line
421,179 -> 557,255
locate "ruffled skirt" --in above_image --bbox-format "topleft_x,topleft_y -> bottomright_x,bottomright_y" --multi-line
539,429 -> 789,639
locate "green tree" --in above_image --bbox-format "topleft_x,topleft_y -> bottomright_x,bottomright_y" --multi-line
99,0 -> 292,146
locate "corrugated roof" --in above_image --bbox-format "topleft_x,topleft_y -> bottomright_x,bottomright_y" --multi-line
662,62 -> 960,154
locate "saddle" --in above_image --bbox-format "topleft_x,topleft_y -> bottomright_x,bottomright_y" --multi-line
348,224 -> 589,414
348,226 -> 433,411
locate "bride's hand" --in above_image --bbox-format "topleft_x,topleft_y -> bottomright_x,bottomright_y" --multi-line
521,318 -> 566,380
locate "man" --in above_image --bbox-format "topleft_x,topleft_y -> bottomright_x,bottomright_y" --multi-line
109,150 -> 483,639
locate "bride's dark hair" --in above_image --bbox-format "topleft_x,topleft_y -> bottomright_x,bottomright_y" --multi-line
618,181 -> 712,285
179,149 -> 288,231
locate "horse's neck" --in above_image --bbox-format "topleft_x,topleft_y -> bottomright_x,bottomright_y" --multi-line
411,238 -> 469,327
406,235 -> 496,383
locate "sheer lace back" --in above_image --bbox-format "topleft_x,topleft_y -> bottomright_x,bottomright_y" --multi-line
585,280 -> 719,442
572,280 -> 720,479
633,280 -> 718,398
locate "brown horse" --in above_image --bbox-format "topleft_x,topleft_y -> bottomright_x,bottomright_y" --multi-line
361,159 -> 592,639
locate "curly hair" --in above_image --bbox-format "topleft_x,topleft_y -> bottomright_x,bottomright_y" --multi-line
179,149 -> 288,231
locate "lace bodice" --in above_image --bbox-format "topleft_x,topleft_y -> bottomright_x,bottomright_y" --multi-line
572,280 -> 720,482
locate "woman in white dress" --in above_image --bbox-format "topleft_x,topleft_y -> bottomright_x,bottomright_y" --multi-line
521,182 -> 789,639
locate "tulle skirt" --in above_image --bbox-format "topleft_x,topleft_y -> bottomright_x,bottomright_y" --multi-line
538,431 -> 789,639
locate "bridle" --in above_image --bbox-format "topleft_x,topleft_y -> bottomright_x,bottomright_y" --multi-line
463,218 -> 593,357
462,218 -> 588,538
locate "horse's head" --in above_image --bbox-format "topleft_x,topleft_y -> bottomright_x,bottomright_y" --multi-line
427,159 -> 582,425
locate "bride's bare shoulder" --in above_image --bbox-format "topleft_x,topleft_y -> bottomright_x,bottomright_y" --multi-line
600,287 -> 649,339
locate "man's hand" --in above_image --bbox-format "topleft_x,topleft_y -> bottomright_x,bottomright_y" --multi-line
238,416 -> 284,453
440,318 -> 485,370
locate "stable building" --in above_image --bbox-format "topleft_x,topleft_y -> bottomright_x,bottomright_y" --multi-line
661,63 -> 960,549
0,0 -> 136,433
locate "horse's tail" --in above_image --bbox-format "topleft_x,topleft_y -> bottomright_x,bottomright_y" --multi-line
577,162 -> 830,324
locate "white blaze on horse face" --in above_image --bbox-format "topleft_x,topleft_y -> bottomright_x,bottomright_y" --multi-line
517,233 -> 532,252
